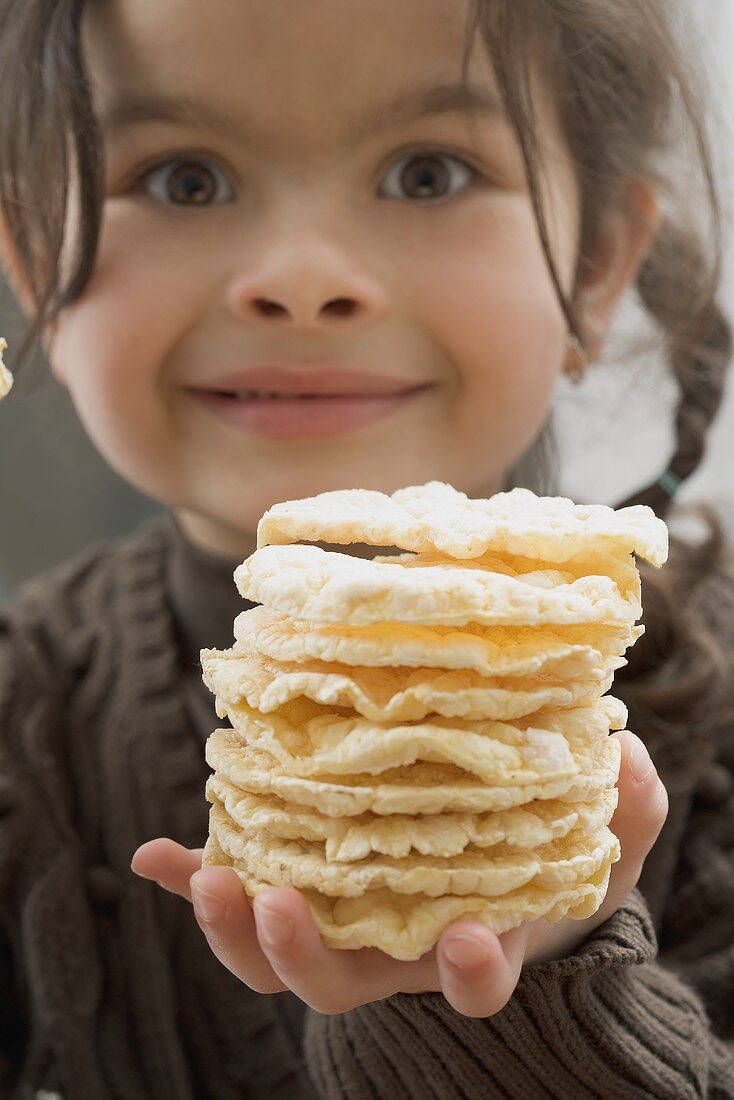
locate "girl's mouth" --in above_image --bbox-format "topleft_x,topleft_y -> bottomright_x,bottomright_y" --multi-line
187,367 -> 433,440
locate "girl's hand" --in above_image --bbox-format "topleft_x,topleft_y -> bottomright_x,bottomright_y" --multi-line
131,730 -> 668,1019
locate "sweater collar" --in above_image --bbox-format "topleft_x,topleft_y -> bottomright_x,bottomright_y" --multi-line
162,510 -> 253,668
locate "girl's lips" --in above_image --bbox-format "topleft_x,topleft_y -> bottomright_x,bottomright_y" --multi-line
188,386 -> 432,439
199,364 -> 425,396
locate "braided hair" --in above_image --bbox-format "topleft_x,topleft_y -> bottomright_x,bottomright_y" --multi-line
467,1 -> 734,787
620,223 -> 732,518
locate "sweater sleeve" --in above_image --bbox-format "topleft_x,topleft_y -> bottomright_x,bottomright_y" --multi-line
0,605 -> 75,1098
0,608 -> 56,1097
304,877 -> 734,1099
0,618 -> 30,1097
0,937 -> 26,1100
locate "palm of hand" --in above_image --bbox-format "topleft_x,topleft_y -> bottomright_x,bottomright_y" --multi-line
132,729 -> 667,1019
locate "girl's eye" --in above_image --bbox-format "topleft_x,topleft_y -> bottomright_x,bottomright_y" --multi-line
380,151 -> 476,202
139,158 -> 235,206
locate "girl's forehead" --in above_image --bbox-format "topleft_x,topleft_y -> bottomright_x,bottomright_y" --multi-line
84,0 -> 473,81
84,0 -> 515,144
83,0 -> 565,170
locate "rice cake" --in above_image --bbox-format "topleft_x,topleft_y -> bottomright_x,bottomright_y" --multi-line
205,772 -> 618,860
256,481 -> 668,566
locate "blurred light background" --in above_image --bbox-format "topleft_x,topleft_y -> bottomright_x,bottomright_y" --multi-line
1,0 -> 732,598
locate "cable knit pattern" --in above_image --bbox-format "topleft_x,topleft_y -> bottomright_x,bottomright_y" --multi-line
1,515 -> 733,1099
0,520 -> 315,1100
305,888 -> 734,1099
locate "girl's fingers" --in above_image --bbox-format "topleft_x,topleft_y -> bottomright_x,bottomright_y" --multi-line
185,868 -> 437,1007
131,838 -> 204,902
437,920 -> 529,1018
349,944 -> 439,997
251,886 -> 365,1014
190,867 -> 288,995
251,888 -> 519,1013
133,842 -> 286,994
606,730 -> 669,899
526,729 -> 670,965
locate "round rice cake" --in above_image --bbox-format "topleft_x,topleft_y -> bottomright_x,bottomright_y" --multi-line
208,798 -> 620,898
201,642 -> 615,723
234,604 -> 641,677
235,544 -> 641,627
256,481 -> 668,567
213,696 -> 626,783
202,831 -> 617,960
205,724 -> 623,816
206,772 -> 618,860
370,546 -> 641,608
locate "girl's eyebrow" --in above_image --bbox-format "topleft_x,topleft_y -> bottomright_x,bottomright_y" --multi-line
100,82 -> 508,149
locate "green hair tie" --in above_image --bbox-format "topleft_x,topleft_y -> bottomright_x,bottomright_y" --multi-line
658,470 -> 682,498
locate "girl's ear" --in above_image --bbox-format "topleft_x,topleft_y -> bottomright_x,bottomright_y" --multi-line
576,181 -> 662,360
0,214 -> 36,318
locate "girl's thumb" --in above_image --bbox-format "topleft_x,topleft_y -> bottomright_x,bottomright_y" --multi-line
610,730 -> 670,895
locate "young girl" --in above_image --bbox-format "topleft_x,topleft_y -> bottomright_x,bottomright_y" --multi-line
1,0 -> 733,1096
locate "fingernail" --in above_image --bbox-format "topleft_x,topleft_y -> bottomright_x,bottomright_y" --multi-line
443,935 -> 492,969
630,735 -> 655,783
255,900 -> 294,947
191,881 -> 227,923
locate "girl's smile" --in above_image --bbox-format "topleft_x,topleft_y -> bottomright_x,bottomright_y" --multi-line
187,363 -> 436,440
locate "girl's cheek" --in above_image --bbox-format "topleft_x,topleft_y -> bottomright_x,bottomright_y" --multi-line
53,219 -> 203,390
442,262 -> 564,464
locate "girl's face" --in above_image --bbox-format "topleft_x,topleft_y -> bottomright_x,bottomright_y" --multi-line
50,0 -> 584,555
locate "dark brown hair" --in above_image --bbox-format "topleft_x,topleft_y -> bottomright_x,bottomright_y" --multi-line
1,0 -> 732,788
463,2 -> 734,791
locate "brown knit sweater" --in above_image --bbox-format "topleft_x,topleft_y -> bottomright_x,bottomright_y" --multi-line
1,513 -> 733,1100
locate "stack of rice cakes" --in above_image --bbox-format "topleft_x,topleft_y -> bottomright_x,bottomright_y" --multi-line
201,482 -> 668,961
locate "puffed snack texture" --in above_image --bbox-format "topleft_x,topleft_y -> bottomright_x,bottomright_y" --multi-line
201,482 -> 668,960
0,338 -> 13,400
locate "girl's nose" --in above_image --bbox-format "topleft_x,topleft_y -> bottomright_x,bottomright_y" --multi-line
225,249 -> 389,331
